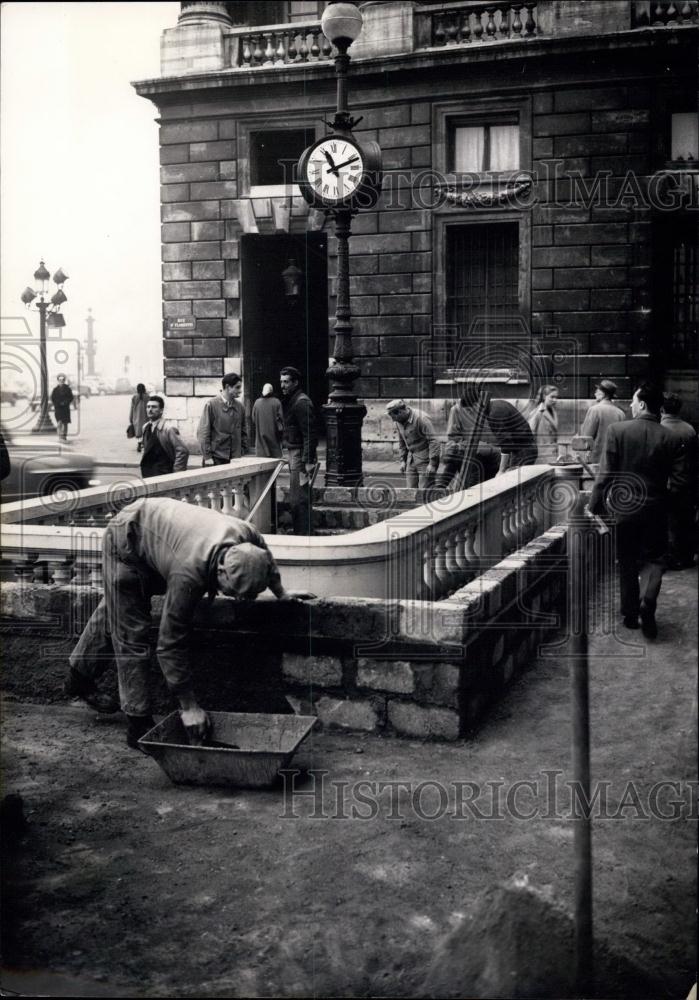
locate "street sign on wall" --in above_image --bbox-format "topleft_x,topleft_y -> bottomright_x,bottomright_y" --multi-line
165,318 -> 196,337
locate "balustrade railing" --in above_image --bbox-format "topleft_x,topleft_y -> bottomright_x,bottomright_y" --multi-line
0,459 -> 281,532
228,20 -> 332,68
632,0 -> 699,25
415,1 -> 539,48
0,467 -> 564,601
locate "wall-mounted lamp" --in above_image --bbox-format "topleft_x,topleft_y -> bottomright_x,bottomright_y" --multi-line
282,258 -> 303,305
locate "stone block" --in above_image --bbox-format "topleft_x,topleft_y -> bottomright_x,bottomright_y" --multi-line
533,225 -> 553,246
160,143 -> 190,164
162,201 -> 220,222
412,145 -> 431,167
412,231 -> 431,252
190,180 -> 238,200
591,288 -> 633,309
379,124 -> 430,149
315,696 -> 381,733
193,300 -> 226,318
163,280 -> 221,300
161,163 -> 218,185
351,233 -> 412,255
162,262 -> 192,281
193,338 -> 225,357
357,659 -> 414,694
554,223 -> 627,245
379,209 -> 430,233
164,339 -> 193,358
534,113 -> 590,137
283,653 -> 342,687
379,252 -> 431,274
553,267 -> 627,289
195,318 -> 223,336
380,293 -> 430,315
162,222 -> 191,243
222,279 -> 239,298
553,310 -> 627,332
383,146 -> 412,170
161,184 -> 190,205
165,377 -> 193,396
532,290 -> 590,311
592,109 -> 650,132
387,701 -> 460,741
413,662 -> 461,708
533,92 -> 554,114
194,377 -> 221,396
165,358 -> 222,378
350,255 -> 379,276
221,241 -> 239,259
191,221 -> 224,242
363,357 -> 412,377
160,121 -> 218,145
351,295 -> 379,316
533,137 -> 554,159
532,269 -> 553,290
351,212 -> 378,235
223,318 -> 240,338
351,273 -> 412,296
163,242 -> 222,263
191,260 -> 225,280
189,140 -> 236,161
555,87 -> 626,113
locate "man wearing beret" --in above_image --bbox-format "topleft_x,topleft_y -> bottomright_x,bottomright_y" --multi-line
386,399 -> 440,488
65,497 -> 314,749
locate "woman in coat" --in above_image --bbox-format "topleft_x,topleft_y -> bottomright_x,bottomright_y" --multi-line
129,383 -> 149,452
529,384 -> 560,463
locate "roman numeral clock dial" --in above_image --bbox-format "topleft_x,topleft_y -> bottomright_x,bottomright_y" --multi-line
298,133 -> 382,211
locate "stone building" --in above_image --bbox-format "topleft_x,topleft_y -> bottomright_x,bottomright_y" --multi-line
133,0 -> 699,451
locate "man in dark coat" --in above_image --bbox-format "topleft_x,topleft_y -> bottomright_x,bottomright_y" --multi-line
661,392 -> 698,569
50,374 -> 73,441
140,396 -> 189,479
252,383 -> 284,458
590,383 -> 686,638
65,497 -> 314,750
280,366 -> 317,535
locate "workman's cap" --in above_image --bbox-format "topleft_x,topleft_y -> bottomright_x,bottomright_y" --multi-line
262,383 -> 273,397
386,399 -> 407,414
219,543 -> 272,599
596,379 -> 618,398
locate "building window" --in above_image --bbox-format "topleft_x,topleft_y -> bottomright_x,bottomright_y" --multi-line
250,128 -> 315,187
450,122 -> 520,173
671,112 -> 699,162
446,222 -> 520,350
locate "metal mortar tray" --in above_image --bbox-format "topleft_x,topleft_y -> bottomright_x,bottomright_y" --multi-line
139,711 -> 317,788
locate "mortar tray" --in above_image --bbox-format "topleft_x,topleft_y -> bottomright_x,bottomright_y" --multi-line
139,711 -> 317,788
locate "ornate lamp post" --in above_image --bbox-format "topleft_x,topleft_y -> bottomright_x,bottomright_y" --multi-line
298,2 -> 382,486
20,262 -> 69,433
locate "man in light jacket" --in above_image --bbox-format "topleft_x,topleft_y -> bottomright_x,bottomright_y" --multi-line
198,372 -> 248,465
140,396 -> 189,479
386,399 -> 440,488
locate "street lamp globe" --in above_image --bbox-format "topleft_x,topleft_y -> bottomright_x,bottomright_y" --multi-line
321,2 -> 363,47
33,260 -> 50,292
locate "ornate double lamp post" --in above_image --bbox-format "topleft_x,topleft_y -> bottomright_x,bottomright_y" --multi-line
21,261 -> 69,433
297,2 -> 382,486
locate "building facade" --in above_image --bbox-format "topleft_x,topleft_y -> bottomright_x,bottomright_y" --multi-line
134,0 -> 699,448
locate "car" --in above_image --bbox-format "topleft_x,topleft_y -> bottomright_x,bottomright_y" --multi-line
0,389 -> 19,406
114,377 -> 135,395
0,424 -> 99,505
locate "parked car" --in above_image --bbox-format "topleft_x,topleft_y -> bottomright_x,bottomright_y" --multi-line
0,424 -> 99,504
114,377 -> 135,395
0,389 -> 19,406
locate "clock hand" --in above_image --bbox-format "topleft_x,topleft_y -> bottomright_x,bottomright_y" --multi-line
323,150 -> 338,175
332,155 -> 360,171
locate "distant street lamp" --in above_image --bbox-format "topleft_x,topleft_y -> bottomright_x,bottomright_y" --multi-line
20,261 -> 69,433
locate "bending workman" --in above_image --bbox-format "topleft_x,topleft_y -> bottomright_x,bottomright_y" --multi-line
66,497 -> 314,749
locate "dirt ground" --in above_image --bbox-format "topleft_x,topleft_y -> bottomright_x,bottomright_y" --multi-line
1,568 -> 697,998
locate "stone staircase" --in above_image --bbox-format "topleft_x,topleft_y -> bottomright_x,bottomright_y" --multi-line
276,485 -> 440,535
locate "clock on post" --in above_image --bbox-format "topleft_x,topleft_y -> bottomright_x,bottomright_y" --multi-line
298,133 -> 382,212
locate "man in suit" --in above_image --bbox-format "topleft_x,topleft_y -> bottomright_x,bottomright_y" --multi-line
280,366 -> 317,535
661,392 -> 698,570
590,383 -> 686,638
140,396 -> 189,479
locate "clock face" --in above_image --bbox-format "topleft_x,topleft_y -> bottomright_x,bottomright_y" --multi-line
305,138 -> 365,204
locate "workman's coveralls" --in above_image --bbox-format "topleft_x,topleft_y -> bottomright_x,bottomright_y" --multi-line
69,497 -> 282,717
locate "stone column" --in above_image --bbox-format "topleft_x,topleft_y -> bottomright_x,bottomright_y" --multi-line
161,1 -> 232,77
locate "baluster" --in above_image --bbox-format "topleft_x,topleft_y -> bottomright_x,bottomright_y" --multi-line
299,31 -> 310,61
666,1 -> 678,21
512,3 -> 524,34
73,561 -> 92,586
253,33 -> 264,65
263,32 -> 274,64
485,6 -> 497,37
464,523 -> 479,576
433,12 -> 446,45
14,557 -> 36,584
320,32 -> 332,58
241,34 -> 252,66
32,559 -> 46,584
501,502 -> 514,553
679,0 -> 692,20
499,3 -> 511,36
453,528 -> 469,581
90,560 -> 104,589
221,486 -> 235,516
459,11 -> 471,42
445,532 -> 461,590
206,489 -> 218,511
48,559 -> 73,585
433,536 -> 449,598
193,492 -> 203,509
310,29 -> 321,59
529,494 -> 540,538
288,30 -> 298,61
473,10 -> 484,41
524,2 -> 537,34
651,0 -> 664,18
446,13 -> 458,44
423,544 -> 436,598
275,31 -> 285,63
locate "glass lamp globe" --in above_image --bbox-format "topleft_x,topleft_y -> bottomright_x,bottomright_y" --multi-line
321,2 -> 363,46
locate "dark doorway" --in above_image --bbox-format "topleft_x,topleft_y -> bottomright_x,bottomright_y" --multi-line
241,232 -> 328,413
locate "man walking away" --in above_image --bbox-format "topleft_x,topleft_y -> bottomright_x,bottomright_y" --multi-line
51,374 -> 74,441
590,383 -> 686,639
661,392 -> 698,570
198,372 -> 248,465
252,383 -> 284,458
65,498 -> 315,750
140,396 -> 189,479
280,367 -> 317,535
386,399 -> 440,488
580,379 -> 625,464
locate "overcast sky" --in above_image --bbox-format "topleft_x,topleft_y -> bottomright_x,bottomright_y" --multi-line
1,1 -> 180,382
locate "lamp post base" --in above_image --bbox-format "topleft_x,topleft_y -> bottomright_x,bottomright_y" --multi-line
323,401 -> 367,487
31,413 -> 56,434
